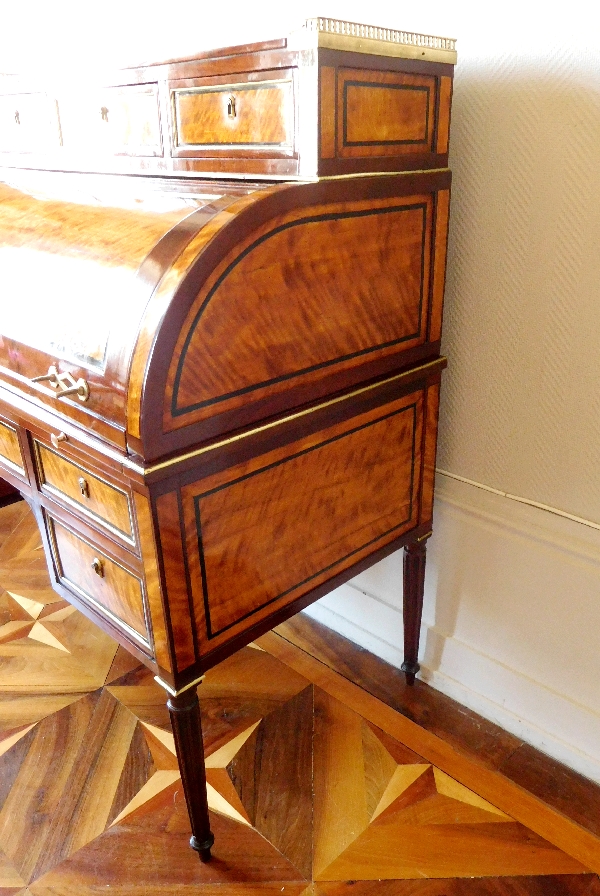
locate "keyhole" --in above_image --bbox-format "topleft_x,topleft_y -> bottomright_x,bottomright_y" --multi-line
100,106 -> 109,122
14,110 -> 20,125
227,95 -> 236,119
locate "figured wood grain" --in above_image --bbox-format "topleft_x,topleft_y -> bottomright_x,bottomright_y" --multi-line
174,80 -> 292,147
429,189 -> 450,343
187,390 -> 422,640
36,443 -> 133,540
320,66 -> 336,159
419,384 -> 441,523
436,75 -> 453,154
50,519 -> 148,644
338,69 -> 436,157
171,195 -> 432,418
0,422 -> 24,473
154,491 -> 195,674
133,492 -> 172,674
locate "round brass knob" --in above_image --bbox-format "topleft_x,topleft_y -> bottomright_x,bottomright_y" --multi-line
50,432 -> 68,449
91,557 -> 104,577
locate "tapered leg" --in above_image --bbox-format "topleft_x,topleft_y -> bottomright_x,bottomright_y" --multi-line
167,685 -> 214,861
401,537 -> 428,686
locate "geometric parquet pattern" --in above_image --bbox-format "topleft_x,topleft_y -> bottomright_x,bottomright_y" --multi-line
0,500 -> 598,896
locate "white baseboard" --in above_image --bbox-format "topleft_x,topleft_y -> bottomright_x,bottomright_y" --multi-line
304,472 -> 600,784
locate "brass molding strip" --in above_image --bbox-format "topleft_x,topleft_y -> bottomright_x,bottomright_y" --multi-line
145,357 -> 446,475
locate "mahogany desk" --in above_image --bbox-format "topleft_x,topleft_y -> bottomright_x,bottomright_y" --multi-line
0,18 -> 455,860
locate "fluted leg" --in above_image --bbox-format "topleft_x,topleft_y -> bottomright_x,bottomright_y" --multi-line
401,538 -> 428,686
167,685 -> 214,861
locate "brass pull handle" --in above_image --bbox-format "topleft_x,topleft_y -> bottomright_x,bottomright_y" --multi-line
100,106 -> 109,122
78,477 -> 90,498
227,95 -> 236,119
50,432 -> 68,449
14,110 -> 20,126
91,557 -> 104,577
30,367 -> 89,403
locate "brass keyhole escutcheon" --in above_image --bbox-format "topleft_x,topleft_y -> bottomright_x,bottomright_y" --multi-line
14,110 -> 20,126
227,95 -> 236,119
91,557 -> 104,577
78,477 -> 90,498
100,106 -> 109,122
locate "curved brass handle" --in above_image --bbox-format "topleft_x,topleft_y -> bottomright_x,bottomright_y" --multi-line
78,477 -> 90,498
31,367 -> 89,402
91,557 -> 104,577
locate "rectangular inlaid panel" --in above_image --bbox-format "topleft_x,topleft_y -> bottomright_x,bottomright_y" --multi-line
58,85 -> 162,156
173,79 -> 293,147
0,92 -> 60,153
337,68 -> 437,158
49,517 -> 150,649
0,420 -> 25,473
184,389 -> 424,643
36,442 -> 134,542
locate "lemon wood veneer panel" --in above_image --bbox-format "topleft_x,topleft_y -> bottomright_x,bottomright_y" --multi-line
50,519 -> 149,647
182,389 -> 423,649
338,69 -> 436,157
167,193 -> 435,429
0,421 -> 24,475
36,442 -> 133,541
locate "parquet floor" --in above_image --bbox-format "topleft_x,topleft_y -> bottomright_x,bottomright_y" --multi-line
0,499 -> 598,895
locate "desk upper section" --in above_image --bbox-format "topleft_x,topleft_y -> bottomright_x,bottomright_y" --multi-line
0,17 -> 455,180
0,167 -> 451,462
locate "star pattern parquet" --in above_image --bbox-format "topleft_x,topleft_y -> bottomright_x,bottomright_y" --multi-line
0,499 -> 597,896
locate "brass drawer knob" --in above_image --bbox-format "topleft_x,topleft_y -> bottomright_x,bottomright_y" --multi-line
14,110 -> 20,126
78,477 -> 90,498
100,106 -> 109,122
227,95 -> 236,119
91,557 -> 104,577
50,432 -> 68,449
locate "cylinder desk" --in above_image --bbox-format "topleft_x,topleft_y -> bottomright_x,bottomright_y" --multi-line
0,17 -> 456,859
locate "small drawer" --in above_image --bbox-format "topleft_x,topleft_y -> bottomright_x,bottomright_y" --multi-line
0,420 -> 26,477
0,92 -> 60,153
58,84 -> 162,156
49,517 -> 151,651
172,78 -> 293,149
36,442 -> 134,544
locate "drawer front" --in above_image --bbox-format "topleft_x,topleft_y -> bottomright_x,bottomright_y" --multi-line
181,384 -> 425,649
59,85 -> 162,156
0,92 -> 60,153
50,517 -> 151,649
35,442 -> 134,543
0,420 -> 26,476
172,79 -> 293,148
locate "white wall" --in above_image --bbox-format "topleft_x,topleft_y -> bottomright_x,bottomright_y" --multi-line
6,0 -> 600,779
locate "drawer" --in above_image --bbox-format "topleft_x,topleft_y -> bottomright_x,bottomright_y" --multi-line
0,420 -> 26,477
58,84 -> 162,156
0,92 -> 60,153
172,77 -> 293,149
35,441 -> 135,544
49,517 -> 151,651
